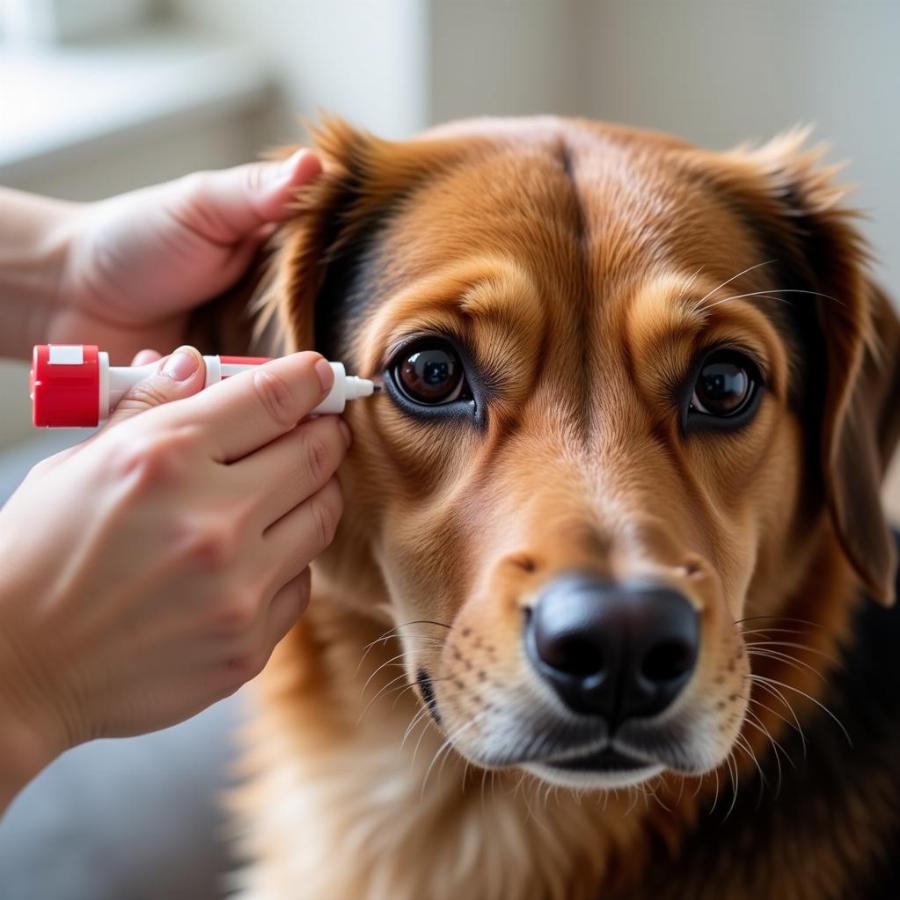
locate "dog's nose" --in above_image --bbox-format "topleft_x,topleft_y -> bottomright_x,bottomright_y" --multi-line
525,574 -> 699,723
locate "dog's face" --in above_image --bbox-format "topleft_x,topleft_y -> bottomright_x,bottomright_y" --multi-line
264,118 -> 899,790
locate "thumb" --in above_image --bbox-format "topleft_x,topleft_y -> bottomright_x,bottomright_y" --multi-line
106,346 -> 206,426
174,149 -> 322,245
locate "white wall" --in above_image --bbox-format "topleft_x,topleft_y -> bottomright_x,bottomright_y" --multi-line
430,0 -> 582,121
171,0 -> 429,142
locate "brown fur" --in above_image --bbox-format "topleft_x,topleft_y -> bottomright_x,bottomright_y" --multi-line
222,117 -> 900,900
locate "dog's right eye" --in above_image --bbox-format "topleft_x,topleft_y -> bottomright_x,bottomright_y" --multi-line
392,341 -> 468,405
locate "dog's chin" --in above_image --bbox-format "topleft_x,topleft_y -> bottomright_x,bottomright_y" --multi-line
522,746 -> 665,790
524,763 -> 664,790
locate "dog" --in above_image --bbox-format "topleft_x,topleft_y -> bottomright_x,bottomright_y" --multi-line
200,117 -> 900,900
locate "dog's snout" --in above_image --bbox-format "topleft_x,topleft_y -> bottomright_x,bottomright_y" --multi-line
525,574 -> 699,724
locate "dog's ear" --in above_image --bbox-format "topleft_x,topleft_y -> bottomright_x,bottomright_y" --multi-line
716,131 -> 900,604
254,118 -> 465,359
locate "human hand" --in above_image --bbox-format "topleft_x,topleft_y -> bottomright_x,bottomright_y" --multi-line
48,150 -> 320,361
0,348 -> 347,805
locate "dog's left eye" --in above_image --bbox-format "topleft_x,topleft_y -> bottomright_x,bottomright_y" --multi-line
688,350 -> 761,422
392,340 -> 468,405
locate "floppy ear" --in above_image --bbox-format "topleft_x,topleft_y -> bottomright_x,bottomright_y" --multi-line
718,131 -> 900,604
253,118 -> 467,360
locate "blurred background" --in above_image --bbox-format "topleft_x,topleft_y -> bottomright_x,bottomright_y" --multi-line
1,2 -> 898,897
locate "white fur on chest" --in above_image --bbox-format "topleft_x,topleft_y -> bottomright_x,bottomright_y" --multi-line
230,720 -> 599,900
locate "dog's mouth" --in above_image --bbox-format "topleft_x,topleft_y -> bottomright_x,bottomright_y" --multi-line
520,738 -> 668,788
542,744 -> 653,773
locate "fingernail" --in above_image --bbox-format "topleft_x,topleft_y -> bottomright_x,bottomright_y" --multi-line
338,419 -> 352,448
162,348 -> 199,381
315,358 -> 334,393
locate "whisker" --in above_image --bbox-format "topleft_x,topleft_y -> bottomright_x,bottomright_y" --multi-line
694,259 -> 777,309
735,615 -> 824,630
360,619 -> 452,652
746,648 -> 824,681
751,673 -> 851,746
733,732 -> 766,806
409,688 -> 475,764
356,670 -> 410,724
738,627 -> 820,639
723,751 -> 740,820
705,289 -> 791,311
747,696 -> 806,755
360,650 -> 409,696
421,713 -> 486,797
742,710 -> 787,797
744,639 -> 838,665
748,678 -> 808,756
709,765 -> 721,815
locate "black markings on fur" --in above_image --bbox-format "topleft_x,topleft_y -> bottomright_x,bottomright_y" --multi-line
556,139 -> 593,436
416,668 -> 441,725
314,231 -> 384,364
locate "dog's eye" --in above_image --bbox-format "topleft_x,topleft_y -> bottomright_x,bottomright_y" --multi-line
689,351 -> 760,419
393,341 -> 467,405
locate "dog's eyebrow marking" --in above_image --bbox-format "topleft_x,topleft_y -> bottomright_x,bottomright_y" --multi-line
555,138 -> 592,434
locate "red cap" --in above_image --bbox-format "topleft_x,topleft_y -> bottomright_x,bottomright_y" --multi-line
31,345 -> 102,427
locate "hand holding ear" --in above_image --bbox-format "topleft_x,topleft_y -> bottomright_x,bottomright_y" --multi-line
42,150 -> 321,363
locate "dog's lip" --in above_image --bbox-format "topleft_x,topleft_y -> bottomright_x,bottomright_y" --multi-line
543,744 -> 656,773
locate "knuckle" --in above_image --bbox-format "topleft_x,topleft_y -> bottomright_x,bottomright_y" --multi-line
181,520 -> 241,571
311,480 -> 343,548
302,434 -> 331,486
226,654 -> 259,682
108,425 -> 201,491
227,647 -> 269,682
118,379 -> 174,413
109,432 -> 180,488
215,589 -> 263,635
252,368 -> 298,431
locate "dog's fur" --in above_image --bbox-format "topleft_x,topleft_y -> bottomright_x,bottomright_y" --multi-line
201,117 -> 900,900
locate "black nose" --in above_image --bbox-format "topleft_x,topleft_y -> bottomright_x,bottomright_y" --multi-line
525,574 -> 699,723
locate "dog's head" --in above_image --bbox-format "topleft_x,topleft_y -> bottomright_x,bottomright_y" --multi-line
258,117 -> 900,790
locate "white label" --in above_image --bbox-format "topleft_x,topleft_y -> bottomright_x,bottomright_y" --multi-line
48,345 -> 84,365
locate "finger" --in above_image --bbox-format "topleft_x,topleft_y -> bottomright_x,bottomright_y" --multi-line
166,352 -> 334,462
266,568 -> 312,646
106,346 -> 206,426
237,415 -> 349,528
131,349 -> 162,367
263,477 -> 344,584
173,149 -> 322,245
228,569 -> 312,662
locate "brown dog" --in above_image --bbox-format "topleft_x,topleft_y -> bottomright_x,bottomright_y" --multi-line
215,117 -> 900,900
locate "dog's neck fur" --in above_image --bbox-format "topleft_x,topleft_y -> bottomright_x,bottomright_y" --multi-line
234,532 -> 900,900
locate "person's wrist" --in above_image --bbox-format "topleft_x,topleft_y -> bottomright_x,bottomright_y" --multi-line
0,627 -> 71,812
45,200 -> 89,313
0,188 -> 83,358
0,705 -> 61,812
